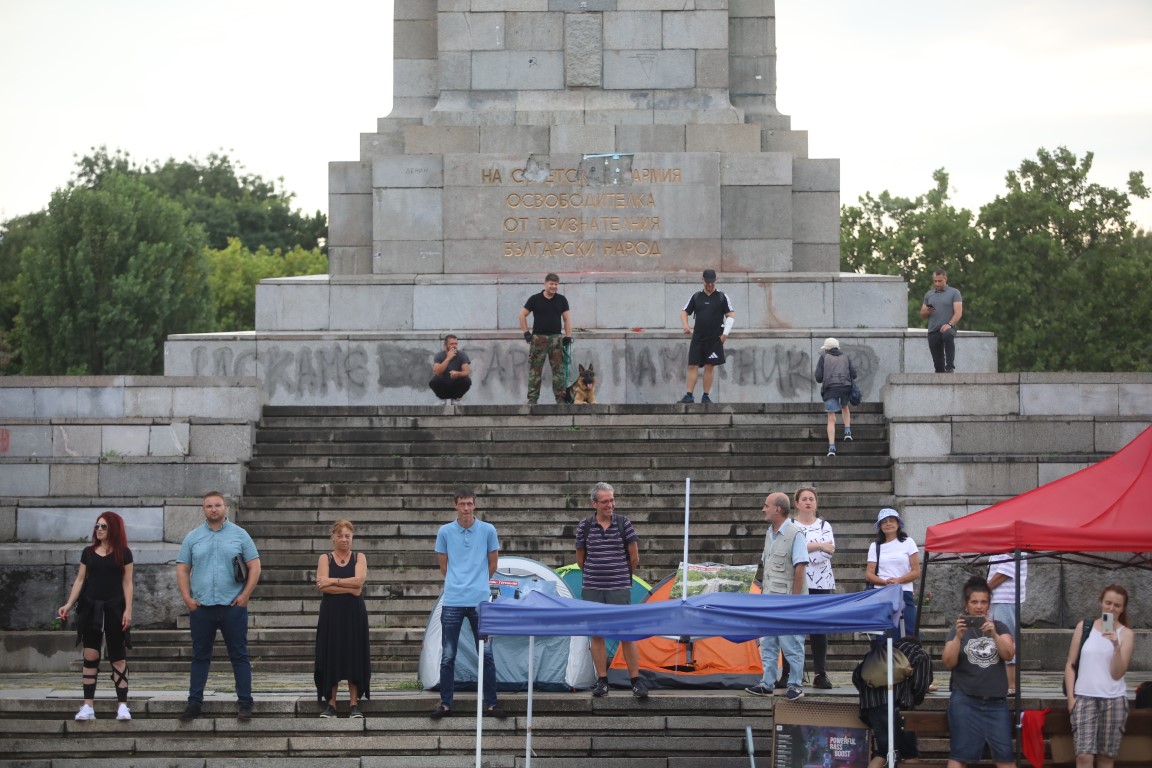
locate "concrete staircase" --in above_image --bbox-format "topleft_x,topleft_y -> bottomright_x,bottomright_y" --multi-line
125,403 -> 895,675
0,684 -> 1080,767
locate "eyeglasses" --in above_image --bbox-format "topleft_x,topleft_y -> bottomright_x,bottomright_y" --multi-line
94,523 -> 109,531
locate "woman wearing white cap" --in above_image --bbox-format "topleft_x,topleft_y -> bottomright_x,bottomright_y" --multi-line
814,337 -> 855,457
865,508 -> 921,638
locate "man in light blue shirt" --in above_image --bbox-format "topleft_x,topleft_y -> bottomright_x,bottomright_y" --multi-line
175,490 -> 260,721
430,487 -> 504,720
746,492 -> 809,701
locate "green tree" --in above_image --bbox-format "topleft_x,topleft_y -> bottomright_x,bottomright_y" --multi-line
841,169 -> 983,324
208,238 -> 328,331
18,172 -> 213,375
0,212 -> 46,372
843,147 -> 1151,372
75,147 -> 327,252
971,147 -> 1149,371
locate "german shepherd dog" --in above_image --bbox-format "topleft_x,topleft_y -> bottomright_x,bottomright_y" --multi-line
565,363 -> 596,405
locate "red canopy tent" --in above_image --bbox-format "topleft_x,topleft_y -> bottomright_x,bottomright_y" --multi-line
921,425 -> 1152,766
924,424 -> 1152,567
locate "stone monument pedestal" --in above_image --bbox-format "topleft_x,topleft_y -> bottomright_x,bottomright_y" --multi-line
165,1 -> 999,400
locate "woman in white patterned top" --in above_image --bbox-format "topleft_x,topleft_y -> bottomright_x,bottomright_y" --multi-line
794,486 -> 836,689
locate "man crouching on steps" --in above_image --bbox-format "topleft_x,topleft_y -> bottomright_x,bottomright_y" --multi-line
576,482 -> 648,700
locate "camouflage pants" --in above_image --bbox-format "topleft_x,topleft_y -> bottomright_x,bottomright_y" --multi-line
527,334 -> 566,404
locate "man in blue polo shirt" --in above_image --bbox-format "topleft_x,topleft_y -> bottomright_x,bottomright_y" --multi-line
175,490 -> 261,721
431,487 -> 505,720
576,481 -> 647,700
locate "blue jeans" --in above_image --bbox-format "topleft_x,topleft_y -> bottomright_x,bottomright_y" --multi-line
901,590 -> 919,639
883,589 -> 919,640
758,633 -> 804,688
439,605 -> 497,709
188,604 -> 252,706
947,690 -> 1013,762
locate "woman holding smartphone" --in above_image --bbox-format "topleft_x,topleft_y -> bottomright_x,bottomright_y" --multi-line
941,576 -> 1015,768
1065,584 -> 1135,768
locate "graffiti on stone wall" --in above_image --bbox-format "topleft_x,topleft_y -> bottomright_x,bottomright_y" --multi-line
188,340 -> 880,401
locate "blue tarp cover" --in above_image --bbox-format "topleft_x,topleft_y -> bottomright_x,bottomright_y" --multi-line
480,585 -> 902,642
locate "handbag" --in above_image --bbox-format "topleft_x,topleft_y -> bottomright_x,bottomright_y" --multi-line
860,641 -> 912,687
232,553 -> 249,583
849,380 -> 862,406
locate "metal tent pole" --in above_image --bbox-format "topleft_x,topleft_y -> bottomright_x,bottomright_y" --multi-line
525,635 -> 535,768
475,637 -> 485,768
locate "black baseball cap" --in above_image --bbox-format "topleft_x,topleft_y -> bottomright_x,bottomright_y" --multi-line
702,269 -> 717,282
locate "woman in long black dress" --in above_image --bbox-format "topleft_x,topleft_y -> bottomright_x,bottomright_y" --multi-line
57,511 -> 134,721
314,518 -> 370,717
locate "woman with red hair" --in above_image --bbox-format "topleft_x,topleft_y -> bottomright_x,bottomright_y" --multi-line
57,512 -> 134,721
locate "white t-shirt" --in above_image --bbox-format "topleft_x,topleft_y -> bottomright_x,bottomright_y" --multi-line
987,556 -> 1027,604
867,536 -> 919,593
796,518 -> 836,591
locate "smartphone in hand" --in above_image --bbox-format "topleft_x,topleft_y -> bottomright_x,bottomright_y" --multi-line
963,615 -> 983,629
1102,612 -> 1115,634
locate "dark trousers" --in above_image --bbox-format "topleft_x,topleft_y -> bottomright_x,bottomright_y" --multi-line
430,376 -> 472,400
808,587 -> 833,673
927,329 -> 956,372
188,604 -> 252,706
439,605 -> 497,709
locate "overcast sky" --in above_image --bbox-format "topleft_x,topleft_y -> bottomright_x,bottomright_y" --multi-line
2,0 -> 1149,229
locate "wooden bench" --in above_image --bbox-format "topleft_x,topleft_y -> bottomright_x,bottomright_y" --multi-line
901,707 -> 1152,766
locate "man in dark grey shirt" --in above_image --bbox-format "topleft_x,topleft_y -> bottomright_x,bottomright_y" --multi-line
920,269 -> 963,373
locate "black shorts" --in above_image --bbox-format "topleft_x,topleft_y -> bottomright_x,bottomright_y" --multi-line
688,338 -> 725,367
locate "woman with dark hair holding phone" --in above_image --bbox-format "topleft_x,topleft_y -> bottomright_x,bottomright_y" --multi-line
57,512 -> 134,721
941,576 -> 1015,768
1065,584 -> 1135,768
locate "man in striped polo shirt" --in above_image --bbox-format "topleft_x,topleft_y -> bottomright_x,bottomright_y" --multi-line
576,481 -> 647,700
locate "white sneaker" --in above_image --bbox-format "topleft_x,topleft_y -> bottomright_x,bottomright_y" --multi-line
75,704 -> 96,721
116,703 -> 132,721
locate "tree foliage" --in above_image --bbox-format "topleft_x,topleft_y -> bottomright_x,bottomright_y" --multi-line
75,147 -> 327,252
19,172 -> 214,375
841,169 -> 983,321
2,147 -> 329,374
208,238 -> 328,331
842,146 -> 1151,372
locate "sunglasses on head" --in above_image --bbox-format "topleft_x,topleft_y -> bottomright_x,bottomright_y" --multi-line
94,523 -> 109,531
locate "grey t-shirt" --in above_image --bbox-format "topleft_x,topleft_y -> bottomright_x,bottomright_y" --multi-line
432,349 -> 471,382
945,620 -> 1010,698
924,285 -> 962,332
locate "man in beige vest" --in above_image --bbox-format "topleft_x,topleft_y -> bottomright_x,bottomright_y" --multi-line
745,492 -> 809,700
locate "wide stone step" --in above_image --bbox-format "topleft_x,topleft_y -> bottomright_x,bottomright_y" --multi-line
243,467 -> 894,487
0,686 -> 1079,766
237,489 -> 896,513
251,439 -> 890,457
241,480 -> 894,498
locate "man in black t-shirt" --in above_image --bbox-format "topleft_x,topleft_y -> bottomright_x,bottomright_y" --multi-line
428,334 -> 472,402
678,269 -> 734,404
518,273 -> 572,404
